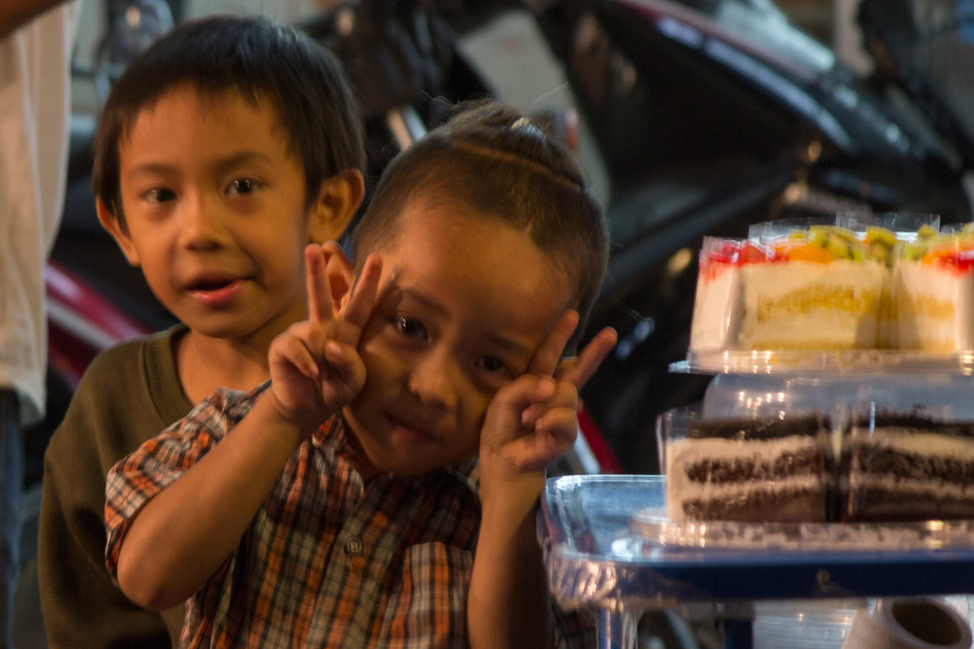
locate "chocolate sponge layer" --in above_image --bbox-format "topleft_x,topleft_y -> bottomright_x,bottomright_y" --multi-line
685,447 -> 824,484
681,487 -> 827,523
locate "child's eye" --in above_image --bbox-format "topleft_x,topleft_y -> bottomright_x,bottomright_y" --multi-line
143,187 -> 176,204
227,178 -> 259,196
396,316 -> 427,340
475,356 -> 512,377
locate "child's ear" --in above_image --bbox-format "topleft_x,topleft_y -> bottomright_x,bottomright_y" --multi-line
96,197 -> 141,267
308,169 -> 365,244
320,241 -> 356,314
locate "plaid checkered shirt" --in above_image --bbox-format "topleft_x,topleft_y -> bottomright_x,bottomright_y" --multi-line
105,382 -> 595,648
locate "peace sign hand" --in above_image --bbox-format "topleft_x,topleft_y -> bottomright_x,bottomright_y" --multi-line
478,311 -> 617,494
267,244 -> 382,437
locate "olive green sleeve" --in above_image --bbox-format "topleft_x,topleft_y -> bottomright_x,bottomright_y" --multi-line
38,329 -> 190,648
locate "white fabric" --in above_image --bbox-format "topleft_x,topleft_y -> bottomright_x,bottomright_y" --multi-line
0,2 -> 80,426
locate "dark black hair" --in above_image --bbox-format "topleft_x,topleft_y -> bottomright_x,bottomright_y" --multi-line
352,101 -> 609,351
92,14 -> 365,224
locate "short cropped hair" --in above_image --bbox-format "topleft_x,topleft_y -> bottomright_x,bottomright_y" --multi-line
92,14 -> 365,223
352,101 -> 610,351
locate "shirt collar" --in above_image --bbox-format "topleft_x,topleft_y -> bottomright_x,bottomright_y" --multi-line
445,457 -> 480,496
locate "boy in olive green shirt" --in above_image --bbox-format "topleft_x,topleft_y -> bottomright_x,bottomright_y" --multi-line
38,15 -> 365,648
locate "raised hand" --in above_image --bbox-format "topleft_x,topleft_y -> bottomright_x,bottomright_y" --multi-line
522,323 -> 618,428
267,244 -> 382,435
479,311 -> 617,484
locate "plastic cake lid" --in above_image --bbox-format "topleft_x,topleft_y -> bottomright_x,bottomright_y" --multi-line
672,349 -> 974,375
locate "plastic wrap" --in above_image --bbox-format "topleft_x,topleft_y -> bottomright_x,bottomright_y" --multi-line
674,349 -> 974,375
658,375 -> 974,524
746,213 -> 939,242
658,405 -> 832,523
844,406 -> 974,523
683,215 -> 974,368
540,475 -> 974,614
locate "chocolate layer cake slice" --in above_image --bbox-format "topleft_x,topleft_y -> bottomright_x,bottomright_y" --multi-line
844,412 -> 974,522
666,416 -> 831,523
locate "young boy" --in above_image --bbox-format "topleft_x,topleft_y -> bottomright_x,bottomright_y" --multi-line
38,15 -> 366,648
105,102 -> 617,648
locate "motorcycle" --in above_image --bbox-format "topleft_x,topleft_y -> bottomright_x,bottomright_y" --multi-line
528,0 -> 974,473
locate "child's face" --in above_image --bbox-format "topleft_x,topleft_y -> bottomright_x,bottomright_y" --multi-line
102,85 -> 325,348
339,198 -> 575,477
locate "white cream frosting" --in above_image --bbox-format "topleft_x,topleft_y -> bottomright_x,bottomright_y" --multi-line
896,262 -> 974,351
849,428 -> 974,512
690,262 -> 742,352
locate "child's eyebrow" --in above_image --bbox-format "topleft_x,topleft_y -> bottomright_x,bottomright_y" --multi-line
210,150 -> 275,176
125,151 -> 274,180
126,162 -> 178,180
393,286 -> 447,317
480,331 -> 534,358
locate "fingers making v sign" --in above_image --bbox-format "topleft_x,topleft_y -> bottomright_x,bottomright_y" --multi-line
479,310 -> 617,480
267,244 -> 383,435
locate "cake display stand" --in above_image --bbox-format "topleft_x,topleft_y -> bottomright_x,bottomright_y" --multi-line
561,216 -> 974,648
540,474 -> 974,649
544,349 -> 974,649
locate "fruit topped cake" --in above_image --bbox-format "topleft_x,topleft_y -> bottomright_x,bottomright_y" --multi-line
689,225 -> 899,354
740,226 -> 893,350
896,224 -> 974,352
688,238 -> 762,352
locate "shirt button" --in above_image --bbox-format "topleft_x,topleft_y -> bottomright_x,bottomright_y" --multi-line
345,536 -> 363,557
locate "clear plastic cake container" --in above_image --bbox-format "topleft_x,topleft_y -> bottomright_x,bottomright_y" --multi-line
682,214 -> 974,373
843,403 -> 974,523
674,348 -> 974,375
657,404 -> 834,524
746,213 -> 939,242
658,373 -> 974,528
700,372 -> 974,420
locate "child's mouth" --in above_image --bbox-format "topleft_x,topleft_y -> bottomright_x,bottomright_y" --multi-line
390,417 -> 435,444
188,277 -> 244,307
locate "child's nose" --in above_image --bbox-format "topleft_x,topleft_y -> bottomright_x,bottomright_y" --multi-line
409,350 -> 460,410
179,193 -> 228,251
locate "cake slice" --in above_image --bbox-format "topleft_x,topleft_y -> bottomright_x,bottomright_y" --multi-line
689,238 -> 765,352
896,226 -> 974,351
844,413 -> 974,521
740,226 -> 893,350
665,417 -> 830,523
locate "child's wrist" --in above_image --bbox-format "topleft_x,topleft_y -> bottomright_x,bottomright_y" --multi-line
479,471 -> 545,512
260,391 -> 326,443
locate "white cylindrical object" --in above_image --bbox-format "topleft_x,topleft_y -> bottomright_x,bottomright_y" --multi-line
843,598 -> 972,649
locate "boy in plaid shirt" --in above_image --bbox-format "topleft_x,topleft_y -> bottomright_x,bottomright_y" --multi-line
106,102 -> 616,648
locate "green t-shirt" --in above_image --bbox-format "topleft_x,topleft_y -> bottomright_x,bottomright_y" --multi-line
39,325 -> 191,648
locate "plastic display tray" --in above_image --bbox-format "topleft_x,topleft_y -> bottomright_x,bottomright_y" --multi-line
540,474 -> 974,649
